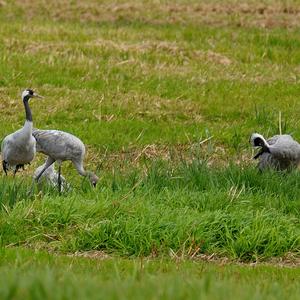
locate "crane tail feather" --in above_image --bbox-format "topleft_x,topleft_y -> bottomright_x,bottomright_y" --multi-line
2,160 -> 8,175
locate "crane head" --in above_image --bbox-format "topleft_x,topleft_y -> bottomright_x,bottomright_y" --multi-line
22,89 -> 44,101
250,133 -> 271,152
88,172 -> 99,187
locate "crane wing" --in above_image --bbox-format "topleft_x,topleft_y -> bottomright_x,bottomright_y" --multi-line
270,135 -> 300,161
32,129 -> 68,155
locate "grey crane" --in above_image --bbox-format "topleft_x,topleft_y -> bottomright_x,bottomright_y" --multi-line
250,133 -> 300,171
33,161 -> 69,191
1,89 -> 43,175
32,129 -> 99,192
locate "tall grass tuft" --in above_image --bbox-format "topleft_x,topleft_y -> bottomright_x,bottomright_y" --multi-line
0,159 -> 300,261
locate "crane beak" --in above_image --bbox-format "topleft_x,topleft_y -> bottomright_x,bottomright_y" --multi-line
33,93 -> 44,99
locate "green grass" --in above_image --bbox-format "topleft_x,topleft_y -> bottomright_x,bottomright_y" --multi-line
1,247 -> 300,300
1,0 -> 300,298
1,161 -> 300,261
1,1 -> 300,152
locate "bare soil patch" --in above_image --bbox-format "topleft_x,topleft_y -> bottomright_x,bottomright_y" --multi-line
63,248 -> 300,268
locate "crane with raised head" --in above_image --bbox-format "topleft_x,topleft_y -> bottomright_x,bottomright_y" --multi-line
1,89 -> 43,175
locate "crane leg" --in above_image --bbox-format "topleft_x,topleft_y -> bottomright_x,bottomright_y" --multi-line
13,164 -> 24,177
35,157 -> 55,182
57,164 -> 62,195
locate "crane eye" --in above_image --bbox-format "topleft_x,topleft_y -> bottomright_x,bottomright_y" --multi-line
27,89 -> 34,96
253,138 -> 261,147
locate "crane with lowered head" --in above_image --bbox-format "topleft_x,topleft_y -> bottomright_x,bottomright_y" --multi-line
250,133 -> 300,171
32,129 -> 99,193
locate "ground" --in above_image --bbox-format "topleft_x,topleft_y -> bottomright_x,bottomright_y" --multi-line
0,0 -> 300,299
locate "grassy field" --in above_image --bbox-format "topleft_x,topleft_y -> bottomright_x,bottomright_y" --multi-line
1,247 -> 300,300
1,0 -> 300,299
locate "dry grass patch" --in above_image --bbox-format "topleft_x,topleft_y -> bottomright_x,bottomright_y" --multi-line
13,0 -> 300,28
87,139 -> 233,172
67,250 -> 110,260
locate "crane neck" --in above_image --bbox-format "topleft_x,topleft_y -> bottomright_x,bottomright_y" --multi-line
23,97 -> 32,122
260,137 -> 270,152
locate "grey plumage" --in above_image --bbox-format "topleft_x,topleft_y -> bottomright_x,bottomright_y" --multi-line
32,129 -> 99,192
1,89 -> 43,175
250,133 -> 300,171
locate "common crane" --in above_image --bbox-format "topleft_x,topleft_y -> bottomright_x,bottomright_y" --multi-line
32,129 -> 99,193
1,89 -> 43,175
250,133 -> 300,171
